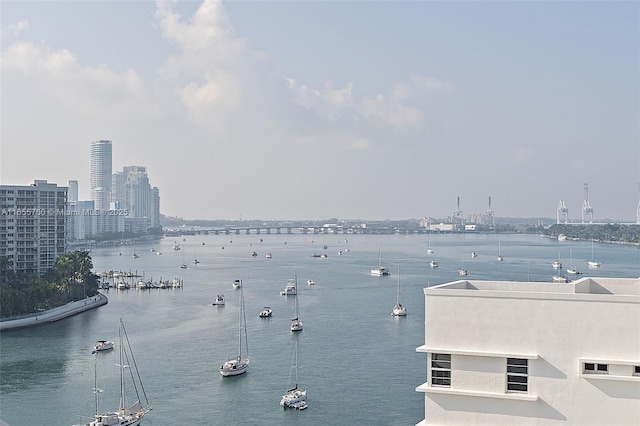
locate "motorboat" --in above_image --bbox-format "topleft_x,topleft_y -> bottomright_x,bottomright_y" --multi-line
307,279 -> 315,286
471,251 -> 477,258
251,251 -> 258,257
280,279 -> 297,295
557,234 -> 567,241
212,294 -> 225,305
93,340 -> 114,352
371,266 -> 390,276
232,279 -> 242,289
458,269 -> 468,276
266,253 -> 272,259
259,307 -> 272,317
430,260 -> 438,268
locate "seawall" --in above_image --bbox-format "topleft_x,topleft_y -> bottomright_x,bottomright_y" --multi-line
0,293 -> 108,332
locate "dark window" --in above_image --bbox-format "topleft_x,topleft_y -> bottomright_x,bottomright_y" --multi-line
431,354 -> 451,387
583,362 -> 608,374
507,358 -> 528,392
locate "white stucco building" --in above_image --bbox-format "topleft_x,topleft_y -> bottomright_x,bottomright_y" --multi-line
416,277 -> 640,425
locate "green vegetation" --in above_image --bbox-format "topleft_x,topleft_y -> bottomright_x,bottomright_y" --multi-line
541,224 -> 640,244
0,250 -> 99,318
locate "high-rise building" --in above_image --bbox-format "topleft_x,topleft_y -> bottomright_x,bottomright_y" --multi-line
0,180 -> 67,275
416,277 -> 640,425
90,140 -> 112,211
112,165 -> 161,229
67,180 -> 78,203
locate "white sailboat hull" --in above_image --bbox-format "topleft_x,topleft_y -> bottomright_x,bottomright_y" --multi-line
220,358 -> 250,376
392,304 -> 407,316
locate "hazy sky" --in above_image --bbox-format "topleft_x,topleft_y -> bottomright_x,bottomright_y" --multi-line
1,1 -> 638,221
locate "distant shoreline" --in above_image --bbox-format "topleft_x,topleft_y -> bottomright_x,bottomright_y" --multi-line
0,293 -> 108,332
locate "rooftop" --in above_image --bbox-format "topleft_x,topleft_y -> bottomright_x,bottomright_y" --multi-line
426,277 -> 640,298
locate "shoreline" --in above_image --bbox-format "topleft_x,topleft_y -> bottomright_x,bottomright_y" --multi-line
0,293 -> 108,332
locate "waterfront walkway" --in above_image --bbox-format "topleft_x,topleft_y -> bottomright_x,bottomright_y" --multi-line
0,293 -> 108,332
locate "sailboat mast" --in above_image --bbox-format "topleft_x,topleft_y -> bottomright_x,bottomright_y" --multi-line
94,353 -> 99,416
397,266 -> 401,304
119,321 -> 125,411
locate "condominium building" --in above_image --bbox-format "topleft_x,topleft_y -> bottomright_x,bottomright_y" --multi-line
0,180 -> 67,275
90,140 -> 112,211
416,277 -> 640,425
112,166 -> 160,229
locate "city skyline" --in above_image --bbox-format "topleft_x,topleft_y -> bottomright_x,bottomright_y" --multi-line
1,1 -> 638,221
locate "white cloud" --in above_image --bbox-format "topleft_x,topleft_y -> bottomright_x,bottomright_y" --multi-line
360,94 -> 423,128
9,20 -> 29,36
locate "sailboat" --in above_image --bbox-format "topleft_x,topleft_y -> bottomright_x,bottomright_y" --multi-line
290,276 -> 303,331
391,266 -> 407,316
280,341 -> 307,410
427,240 -> 434,255
497,240 -> 504,262
180,250 -> 187,269
193,250 -> 200,264
220,285 -> 249,376
75,319 -> 151,426
567,248 -> 581,275
371,244 -> 390,276
132,242 -> 139,259
588,241 -> 601,267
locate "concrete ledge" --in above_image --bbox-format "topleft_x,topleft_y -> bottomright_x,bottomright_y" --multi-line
0,293 -> 108,332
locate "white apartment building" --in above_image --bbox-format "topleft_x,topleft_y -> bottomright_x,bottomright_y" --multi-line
416,277 -> 640,426
0,180 -> 67,275
90,139 -> 112,211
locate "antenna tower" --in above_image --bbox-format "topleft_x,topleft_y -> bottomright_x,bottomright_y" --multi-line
485,196 -> 495,227
581,183 -> 593,223
557,200 -> 569,224
453,196 -> 463,225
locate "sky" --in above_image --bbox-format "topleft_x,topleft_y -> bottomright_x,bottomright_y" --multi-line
1,0 -> 638,221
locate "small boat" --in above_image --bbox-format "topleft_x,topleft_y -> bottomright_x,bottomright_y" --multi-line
391,267 -> 407,317
557,234 -> 567,241
427,241 -> 434,255
307,279 -> 315,286
588,241 -> 601,267
371,245 -> 390,276
566,248 -> 581,275
93,340 -> 114,352
290,277 -> 303,332
232,279 -> 242,289
220,286 -> 249,377
280,341 -> 307,409
458,269 -> 468,276
251,251 -> 258,257
280,279 -> 297,295
266,253 -> 272,259
76,319 -> 151,426
311,253 -> 321,258
180,264 -> 187,270
497,240 -> 504,261
212,294 -> 225,305
552,274 -> 569,283
320,254 -> 328,258
193,251 -> 200,264
259,307 -> 272,317
471,251 -> 477,258
430,260 -> 438,268
552,259 -> 562,269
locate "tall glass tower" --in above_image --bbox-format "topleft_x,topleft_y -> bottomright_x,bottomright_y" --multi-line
90,140 -> 112,210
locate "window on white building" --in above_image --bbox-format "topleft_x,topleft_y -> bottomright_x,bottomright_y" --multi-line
583,362 -> 608,374
431,353 -> 451,387
507,358 -> 528,392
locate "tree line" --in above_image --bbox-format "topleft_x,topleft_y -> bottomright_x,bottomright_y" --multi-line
0,250 -> 99,318
539,224 -> 640,244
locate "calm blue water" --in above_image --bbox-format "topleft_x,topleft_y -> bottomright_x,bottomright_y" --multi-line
1,233 -> 638,426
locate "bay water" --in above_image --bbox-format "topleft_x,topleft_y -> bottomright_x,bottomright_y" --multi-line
1,233 -> 638,425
